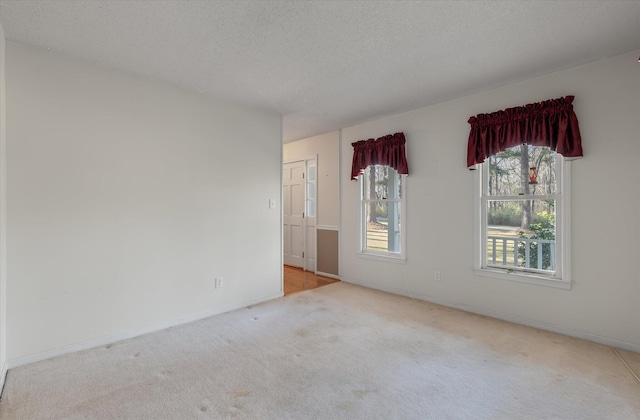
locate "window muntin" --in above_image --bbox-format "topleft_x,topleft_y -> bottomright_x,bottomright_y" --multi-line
480,145 -> 567,281
360,165 -> 405,260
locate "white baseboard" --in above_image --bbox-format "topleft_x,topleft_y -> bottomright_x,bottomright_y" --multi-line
341,277 -> 640,354
7,291 -> 284,370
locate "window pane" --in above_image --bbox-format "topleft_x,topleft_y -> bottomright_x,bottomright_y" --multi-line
486,199 -> 556,271
308,200 -> 316,217
364,201 -> 401,253
363,165 -> 402,200
308,183 -> 316,200
307,165 -> 316,182
487,145 -> 557,196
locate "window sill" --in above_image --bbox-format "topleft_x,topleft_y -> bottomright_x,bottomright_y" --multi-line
357,252 -> 406,264
473,267 -> 572,290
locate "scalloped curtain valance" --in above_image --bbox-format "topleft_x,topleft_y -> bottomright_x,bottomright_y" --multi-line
467,96 -> 583,169
351,132 -> 409,180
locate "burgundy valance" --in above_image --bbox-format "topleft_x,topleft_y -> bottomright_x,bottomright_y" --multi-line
467,95 -> 583,169
351,132 -> 409,180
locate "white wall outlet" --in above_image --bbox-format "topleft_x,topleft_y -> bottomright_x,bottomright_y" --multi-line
434,271 -> 441,281
215,277 -> 223,288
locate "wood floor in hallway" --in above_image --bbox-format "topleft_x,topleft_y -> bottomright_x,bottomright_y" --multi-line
283,265 -> 339,295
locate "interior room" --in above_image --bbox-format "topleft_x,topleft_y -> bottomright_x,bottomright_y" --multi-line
0,1 -> 638,418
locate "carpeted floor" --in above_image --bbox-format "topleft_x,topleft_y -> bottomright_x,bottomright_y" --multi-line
1,282 -> 639,419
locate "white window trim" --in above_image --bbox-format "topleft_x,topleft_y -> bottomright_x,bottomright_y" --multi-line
473,158 -> 572,289
358,170 -> 407,264
356,250 -> 407,264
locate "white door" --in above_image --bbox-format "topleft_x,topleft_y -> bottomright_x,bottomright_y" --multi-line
283,161 -> 305,267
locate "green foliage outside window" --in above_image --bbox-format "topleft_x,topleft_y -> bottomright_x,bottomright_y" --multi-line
518,210 -> 555,270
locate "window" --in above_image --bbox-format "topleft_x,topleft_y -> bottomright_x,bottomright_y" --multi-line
360,165 -> 406,262
307,164 -> 316,218
475,145 -> 571,288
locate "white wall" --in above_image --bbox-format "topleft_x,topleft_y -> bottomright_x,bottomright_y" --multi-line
6,42 -> 283,362
284,131 -> 340,228
0,23 -> 8,388
340,50 -> 640,351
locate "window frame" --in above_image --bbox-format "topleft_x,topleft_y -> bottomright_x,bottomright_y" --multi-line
358,165 -> 407,263
473,149 -> 572,289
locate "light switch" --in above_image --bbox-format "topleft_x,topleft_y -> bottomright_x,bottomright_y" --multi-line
269,199 -> 276,209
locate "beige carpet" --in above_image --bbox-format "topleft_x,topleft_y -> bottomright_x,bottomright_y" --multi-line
1,282 -> 639,419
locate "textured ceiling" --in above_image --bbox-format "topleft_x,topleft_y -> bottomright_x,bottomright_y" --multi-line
0,1 -> 639,142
